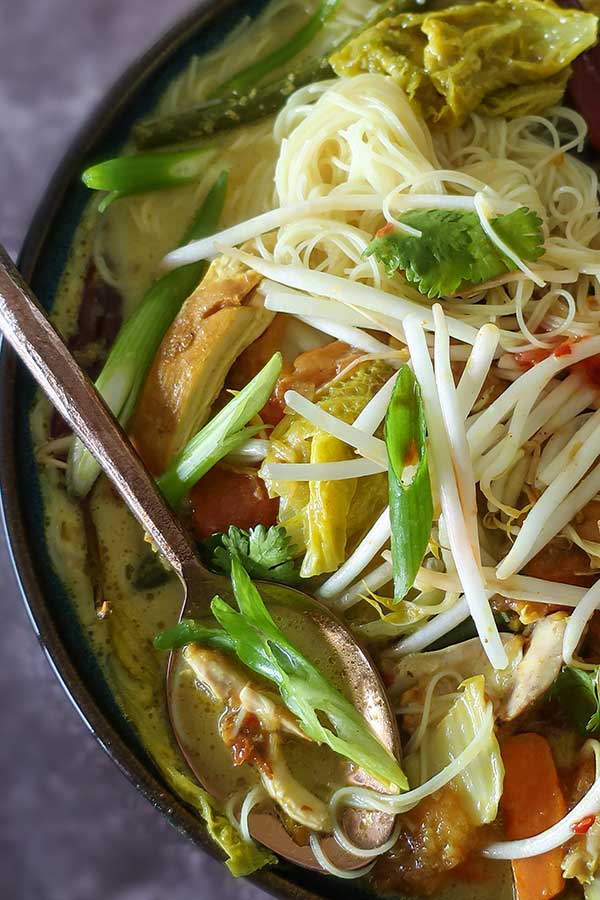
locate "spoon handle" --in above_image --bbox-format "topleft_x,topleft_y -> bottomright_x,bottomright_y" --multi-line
0,244 -> 203,586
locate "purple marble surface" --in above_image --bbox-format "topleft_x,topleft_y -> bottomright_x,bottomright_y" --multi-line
0,2 -> 268,898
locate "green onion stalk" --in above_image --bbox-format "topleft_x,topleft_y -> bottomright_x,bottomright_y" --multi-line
133,0 -> 423,149
217,0 -> 341,97
385,364 -> 433,602
157,352 -> 283,508
67,171 -> 229,498
155,557 -> 408,791
82,146 -> 216,211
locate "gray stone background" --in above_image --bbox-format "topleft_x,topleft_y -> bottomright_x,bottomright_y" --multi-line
0,2 -> 268,898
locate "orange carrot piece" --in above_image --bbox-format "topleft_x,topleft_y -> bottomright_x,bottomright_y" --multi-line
500,733 -> 567,900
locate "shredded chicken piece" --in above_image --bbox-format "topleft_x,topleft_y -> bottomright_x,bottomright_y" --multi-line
183,645 -> 331,831
132,256 -> 273,474
498,615 -> 567,722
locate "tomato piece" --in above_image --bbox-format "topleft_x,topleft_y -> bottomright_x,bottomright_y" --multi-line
523,542 -> 596,588
572,814 -> 596,835
513,347 -> 552,369
190,467 -> 279,540
577,355 -> 600,389
262,340 -> 363,426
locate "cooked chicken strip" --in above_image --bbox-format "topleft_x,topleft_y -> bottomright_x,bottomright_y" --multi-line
132,256 -> 273,474
183,645 -> 331,831
499,615 -> 567,722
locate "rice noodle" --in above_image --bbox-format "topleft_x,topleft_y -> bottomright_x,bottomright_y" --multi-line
330,702 -> 495,817
308,834 -> 376,879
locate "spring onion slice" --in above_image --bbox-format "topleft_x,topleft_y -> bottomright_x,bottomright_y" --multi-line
330,700 -> 494,816
210,557 -> 408,791
217,0 -> 341,96
158,353 -> 282,507
67,171 -> 228,498
83,146 -> 215,211
385,365 -> 433,602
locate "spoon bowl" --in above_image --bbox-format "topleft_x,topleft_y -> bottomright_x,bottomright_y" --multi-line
168,570 -> 399,870
0,244 -> 400,873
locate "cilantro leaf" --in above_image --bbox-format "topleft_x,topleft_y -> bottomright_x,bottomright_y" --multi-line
199,524 -> 300,584
549,665 -> 600,735
364,207 -> 544,298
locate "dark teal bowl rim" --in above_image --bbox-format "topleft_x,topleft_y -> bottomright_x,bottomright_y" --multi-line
0,4 -> 377,899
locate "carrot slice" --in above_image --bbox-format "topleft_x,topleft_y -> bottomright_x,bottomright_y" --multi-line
500,733 -> 567,900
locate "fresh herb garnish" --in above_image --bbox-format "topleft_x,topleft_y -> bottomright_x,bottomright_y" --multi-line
154,556 -> 408,790
157,352 -> 282,507
82,147 -> 215,211
200,524 -> 299,584
153,618 -> 234,653
67,171 -> 229,498
549,665 -> 600,735
364,207 -> 544,298
155,558 -> 407,790
385,365 -> 433,601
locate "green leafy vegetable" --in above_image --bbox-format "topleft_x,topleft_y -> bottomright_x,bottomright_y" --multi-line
549,665 -> 600,735
200,524 -> 300,584
385,364 -> 433,600
213,558 -> 408,789
132,0 -> 424,149
331,0 -> 598,129
262,359 -> 392,578
218,0 -> 341,97
157,352 -> 283,507
67,171 -> 228,498
364,207 -> 544,298
404,675 -> 503,825
82,147 -> 215,211
153,618 -> 233,653
156,558 -> 408,790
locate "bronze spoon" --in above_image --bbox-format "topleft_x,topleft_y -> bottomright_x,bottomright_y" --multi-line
0,245 -> 400,872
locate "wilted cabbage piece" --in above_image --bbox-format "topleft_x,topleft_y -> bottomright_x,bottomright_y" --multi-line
331,0 -> 598,128
262,359 -> 393,577
564,815 -> 600,885
404,675 -> 504,826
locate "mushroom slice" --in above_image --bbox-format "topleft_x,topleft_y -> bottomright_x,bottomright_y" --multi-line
499,615 -> 567,722
132,255 -> 273,474
182,645 -> 331,831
